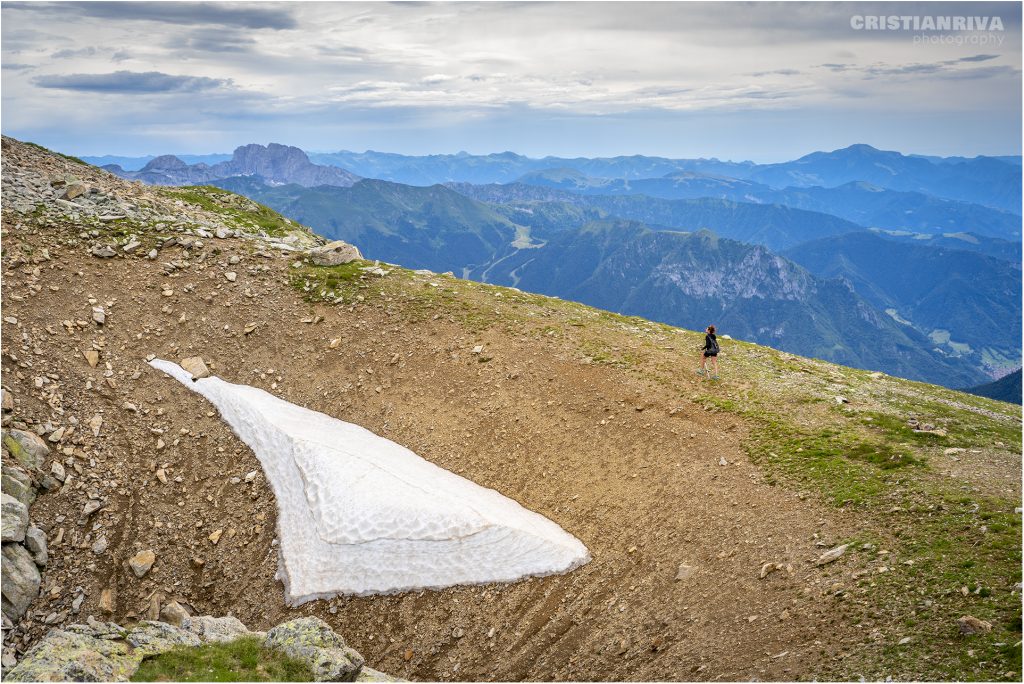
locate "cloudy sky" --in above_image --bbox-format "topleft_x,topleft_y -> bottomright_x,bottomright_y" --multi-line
2,1 -> 1021,160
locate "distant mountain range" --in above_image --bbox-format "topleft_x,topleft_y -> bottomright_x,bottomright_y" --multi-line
89,139 -> 1020,389
784,232 -> 1022,376
208,176 -> 999,387
513,170 -> 1022,240
102,144 -> 360,188
89,143 -> 1022,212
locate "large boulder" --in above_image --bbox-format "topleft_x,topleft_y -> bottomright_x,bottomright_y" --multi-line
1,492 -> 29,542
2,429 -> 49,471
1,464 -> 35,507
264,617 -> 365,682
1,542 -> 41,623
125,620 -> 201,656
181,614 -> 251,643
309,241 -> 361,267
3,629 -> 138,682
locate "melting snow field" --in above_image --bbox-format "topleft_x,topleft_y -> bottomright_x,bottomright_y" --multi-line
149,359 -> 590,604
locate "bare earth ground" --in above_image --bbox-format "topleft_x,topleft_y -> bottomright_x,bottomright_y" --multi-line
2,139 -> 1020,681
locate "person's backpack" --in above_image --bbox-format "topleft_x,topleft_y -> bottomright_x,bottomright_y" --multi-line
707,335 -> 720,354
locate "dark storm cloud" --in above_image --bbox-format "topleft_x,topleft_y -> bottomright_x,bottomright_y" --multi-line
4,1 -> 297,30
34,70 -> 232,93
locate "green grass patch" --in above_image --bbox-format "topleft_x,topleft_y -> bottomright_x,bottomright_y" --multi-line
163,186 -> 302,237
131,636 -> 313,682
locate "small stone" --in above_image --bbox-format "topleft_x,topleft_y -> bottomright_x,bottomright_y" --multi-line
90,245 -> 116,258
91,307 -> 106,325
47,426 -> 65,443
958,615 -> 992,635
835,396 -> 849,404
243,470 -> 258,483
816,544 -> 849,566
329,338 -> 341,349
128,549 -> 156,577
82,500 -> 102,517
452,627 -> 464,639
92,535 -> 109,555
71,594 -> 85,613
209,529 -> 223,545
244,323 -> 258,335
180,356 -> 210,380
224,272 -> 237,282
718,456 -> 728,466
99,587 -> 115,614
1,389 -> 13,412
160,600 -> 190,627
50,461 -> 66,482
155,469 -> 168,484
675,563 -> 696,582
88,414 -> 103,437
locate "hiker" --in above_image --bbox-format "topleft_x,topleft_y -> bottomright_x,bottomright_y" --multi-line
697,324 -> 720,380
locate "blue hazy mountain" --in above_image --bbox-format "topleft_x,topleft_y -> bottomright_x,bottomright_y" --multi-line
208,176 -> 988,388
963,369 -> 1022,405
509,170 -> 1022,241
784,231 -> 1021,377
82,153 -> 232,171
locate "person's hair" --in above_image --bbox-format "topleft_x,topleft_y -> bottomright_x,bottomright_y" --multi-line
707,325 -> 716,334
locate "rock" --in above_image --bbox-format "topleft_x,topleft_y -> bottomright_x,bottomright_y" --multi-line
88,413 -> 103,437
3,428 -> 50,470
759,562 -> 780,579
128,549 -> 156,578
160,600 -> 190,627
224,271 -> 237,282
957,615 -> 992,635
126,620 -> 201,656
208,529 -> 223,545
180,356 -> 210,380
92,306 -> 106,325
147,249 -> 158,260
1,543 -> 41,623
675,563 -> 696,582
215,228 -> 231,239
718,456 -> 728,466
122,240 -> 142,254
83,349 -> 100,367
1,492 -> 29,542
834,396 -> 849,404
309,240 -> 362,267
91,245 -> 116,258
71,594 -> 84,613
25,526 -> 48,566
265,617 -> 365,682
3,628 -> 138,682
62,181 -> 88,199
82,500 -> 103,517
47,426 -> 66,443
99,588 -> 115,614
0,389 -> 12,412
92,535 -> 109,555
1,465 -> 35,507
357,667 -> 403,682
816,543 -> 850,566
182,615 -> 251,643
50,460 -> 66,482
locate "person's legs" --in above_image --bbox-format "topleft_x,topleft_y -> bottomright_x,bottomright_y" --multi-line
710,355 -> 719,379
697,352 -> 707,376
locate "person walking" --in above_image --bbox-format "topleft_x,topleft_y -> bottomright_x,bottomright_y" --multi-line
697,325 -> 720,380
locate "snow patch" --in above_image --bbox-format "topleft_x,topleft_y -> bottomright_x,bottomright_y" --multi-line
148,359 -> 590,604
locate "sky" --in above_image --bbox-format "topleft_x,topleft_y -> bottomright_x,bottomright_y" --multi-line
1,1 -> 1021,161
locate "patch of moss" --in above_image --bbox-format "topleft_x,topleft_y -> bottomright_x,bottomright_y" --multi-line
131,636 -> 313,682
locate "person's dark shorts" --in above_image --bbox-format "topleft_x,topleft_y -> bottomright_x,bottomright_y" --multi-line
703,351 -> 718,358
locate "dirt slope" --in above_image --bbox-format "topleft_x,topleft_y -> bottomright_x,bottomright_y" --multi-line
2,137 -> 1020,681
